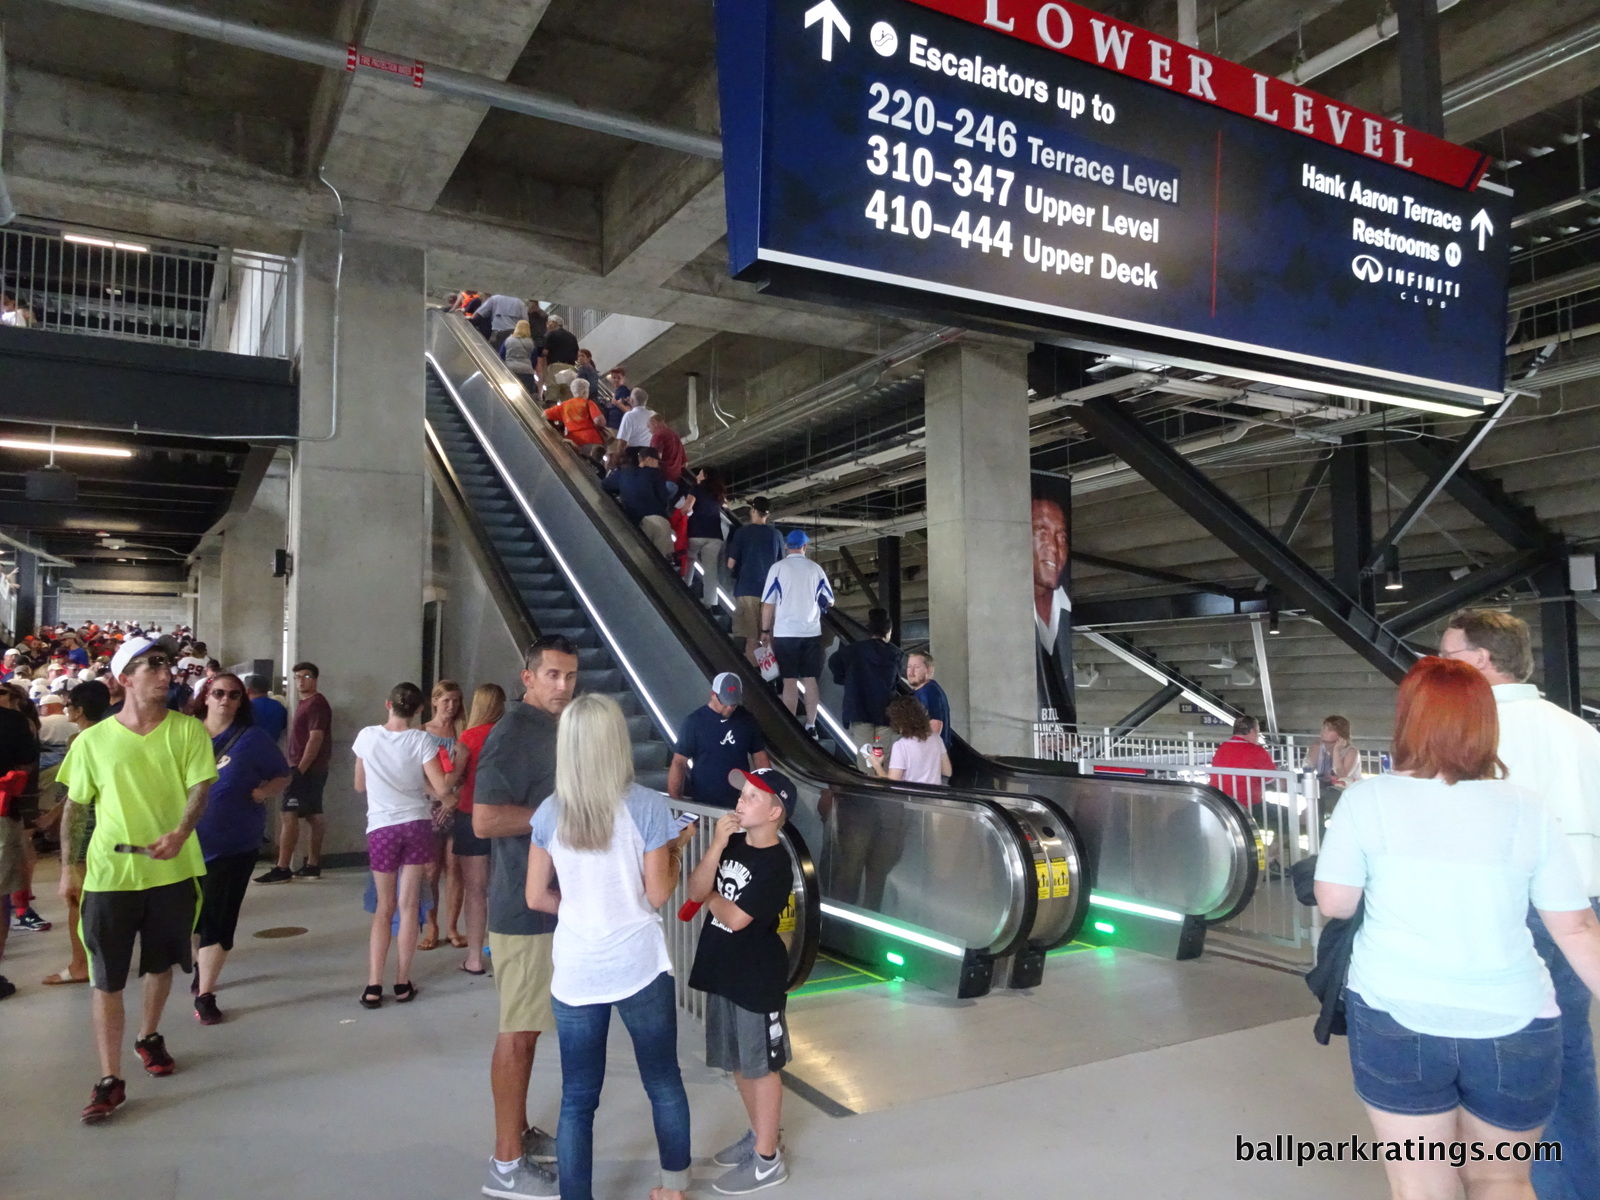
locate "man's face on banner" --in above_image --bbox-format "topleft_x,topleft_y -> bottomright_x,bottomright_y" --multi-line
1031,498 -> 1068,593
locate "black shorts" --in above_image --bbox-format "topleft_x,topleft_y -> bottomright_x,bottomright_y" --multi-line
772,635 -> 822,680
452,807 -> 491,857
82,878 -> 200,993
196,851 -> 257,951
281,770 -> 328,817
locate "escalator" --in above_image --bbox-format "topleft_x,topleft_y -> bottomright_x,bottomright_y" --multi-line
424,309 -> 1088,998
820,610 -> 1261,959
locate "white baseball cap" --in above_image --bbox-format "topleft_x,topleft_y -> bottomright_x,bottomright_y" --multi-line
110,635 -> 174,678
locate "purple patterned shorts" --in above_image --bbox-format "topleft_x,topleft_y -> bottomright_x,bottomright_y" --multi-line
367,819 -> 435,873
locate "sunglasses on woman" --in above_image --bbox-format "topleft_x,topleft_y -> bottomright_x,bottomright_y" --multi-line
209,688 -> 244,701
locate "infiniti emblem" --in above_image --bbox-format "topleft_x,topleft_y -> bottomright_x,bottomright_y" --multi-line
1351,255 -> 1384,283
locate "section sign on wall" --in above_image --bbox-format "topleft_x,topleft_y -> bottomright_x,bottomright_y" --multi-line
716,0 -> 1511,410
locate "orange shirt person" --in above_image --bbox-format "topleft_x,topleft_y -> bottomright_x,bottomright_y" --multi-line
543,378 -> 607,447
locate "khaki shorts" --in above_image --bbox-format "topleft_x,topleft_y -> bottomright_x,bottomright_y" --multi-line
489,932 -> 556,1034
732,595 -> 763,639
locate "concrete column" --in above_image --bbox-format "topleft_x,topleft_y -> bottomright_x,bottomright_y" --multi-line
15,549 -> 37,636
219,458 -> 289,675
923,341 -> 1036,756
194,548 -> 224,647
287,232 -> 425,857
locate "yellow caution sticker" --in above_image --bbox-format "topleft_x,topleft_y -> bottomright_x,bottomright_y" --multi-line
1050,860 -> 1072,899
777,893 -> 797,934
1254,831 -> 1268,872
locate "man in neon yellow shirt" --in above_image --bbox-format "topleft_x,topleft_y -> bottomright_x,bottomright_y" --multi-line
58,637 -> 217,1124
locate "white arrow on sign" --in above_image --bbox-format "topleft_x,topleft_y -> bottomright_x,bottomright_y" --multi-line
805,0 -> 851,62
1471,208 -> 1495,252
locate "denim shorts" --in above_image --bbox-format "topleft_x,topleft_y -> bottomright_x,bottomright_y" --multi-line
1346,991 -> 1562,1130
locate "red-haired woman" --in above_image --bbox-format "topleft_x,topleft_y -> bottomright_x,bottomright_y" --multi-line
1316,657 -> 1600,1200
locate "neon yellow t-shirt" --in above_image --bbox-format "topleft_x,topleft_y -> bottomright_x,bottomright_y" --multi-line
59,711 -> 219,892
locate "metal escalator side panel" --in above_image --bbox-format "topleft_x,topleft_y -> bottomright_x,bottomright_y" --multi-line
425,311 -> 1035,977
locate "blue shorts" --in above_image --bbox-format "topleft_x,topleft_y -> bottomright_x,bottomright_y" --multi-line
1346,991 -> 1561,1131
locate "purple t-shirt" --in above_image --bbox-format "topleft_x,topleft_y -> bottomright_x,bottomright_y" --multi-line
195,725 -> 289,861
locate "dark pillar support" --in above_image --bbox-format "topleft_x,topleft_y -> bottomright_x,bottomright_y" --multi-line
1330,432 -> 1375,612
15,549 -> 37,638
1109,682 -> 1184,741
1069,398 -> 1417,683
39,569 -> 59,629
876,535 -> 902,643
1395,0 -> 1446,136
1537,560 -> 1582,714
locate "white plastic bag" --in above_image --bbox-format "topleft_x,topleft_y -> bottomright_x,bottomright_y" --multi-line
754,643 -> 781,682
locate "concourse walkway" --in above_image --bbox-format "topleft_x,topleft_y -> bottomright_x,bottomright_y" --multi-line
1,862 -> 1424,1199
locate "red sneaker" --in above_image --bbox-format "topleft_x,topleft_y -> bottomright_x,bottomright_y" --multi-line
81,1076 -> 126,1123
135,1033 -> 175,1076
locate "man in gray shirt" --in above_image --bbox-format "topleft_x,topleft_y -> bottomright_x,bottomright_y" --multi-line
477,294 -> 529,350
471,635 -> 578,1199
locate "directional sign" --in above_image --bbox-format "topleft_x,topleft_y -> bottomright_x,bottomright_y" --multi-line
716,0 -> 1512,410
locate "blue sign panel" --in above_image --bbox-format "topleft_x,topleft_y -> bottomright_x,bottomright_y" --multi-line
716,0 -> 1511,410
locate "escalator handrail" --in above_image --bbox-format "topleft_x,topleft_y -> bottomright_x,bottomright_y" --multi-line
426,311 -> 1042,959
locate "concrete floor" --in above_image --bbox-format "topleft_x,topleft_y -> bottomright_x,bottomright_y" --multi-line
0,865 -> 1402,1198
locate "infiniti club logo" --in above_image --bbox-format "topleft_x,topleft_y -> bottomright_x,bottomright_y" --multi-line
1351,255 -> 1384,283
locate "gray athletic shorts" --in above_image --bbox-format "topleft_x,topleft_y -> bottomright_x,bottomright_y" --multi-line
704,992 -> 790,1078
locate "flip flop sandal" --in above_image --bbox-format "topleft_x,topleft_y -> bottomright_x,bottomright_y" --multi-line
359,985 -> 384,1009
448,934 -> 469,949
459,963 -> 487,976
393,982 -> 419,1003
417,930 -> 440,951
42,969 -> 90,986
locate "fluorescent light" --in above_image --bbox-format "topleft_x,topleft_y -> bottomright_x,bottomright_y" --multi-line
819,902 -> 965,956
1090,892 -> 1185,924
0,438 -> 131,458
63,233 -> 147,252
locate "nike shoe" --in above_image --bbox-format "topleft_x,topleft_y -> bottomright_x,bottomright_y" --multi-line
81,1076 -> 126,1124
194,992 -> 224,1025
135,1032 -> 176,1076
254,866 -> 293,884
11,907 -> 51,932
713,1129 -> 756,1167
292,863 -> 322,879
521,1124 -> 558,1164
481,1157 -> 558,1199
713,1150 -> 788,1194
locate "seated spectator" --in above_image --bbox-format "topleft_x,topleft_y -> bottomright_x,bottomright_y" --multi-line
648,413 -> 686,489
1208,714 -> 1278,807
543,379 -> 607,448
602,447 -> 675,558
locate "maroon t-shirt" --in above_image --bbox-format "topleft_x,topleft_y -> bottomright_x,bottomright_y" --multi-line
289,692 -> 334,774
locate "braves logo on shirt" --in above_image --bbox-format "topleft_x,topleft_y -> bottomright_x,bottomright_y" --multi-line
711,858 -> 753,932
719,729 -> 738,747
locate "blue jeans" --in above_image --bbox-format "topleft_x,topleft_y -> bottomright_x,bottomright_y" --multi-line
552,972 -> 691,1200
1529,901 -> 1600,1200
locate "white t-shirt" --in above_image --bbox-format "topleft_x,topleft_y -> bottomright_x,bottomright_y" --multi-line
1494,683 -> 1600,897
889,734 -> 945,784
177,656 -> 207,675
39,713 -> 78,746
351,725 -> 437,832
760,554 -> 836,638
1316,774 -> 1588,1038
528,782 -> 676,1006
616,407 -> 656,448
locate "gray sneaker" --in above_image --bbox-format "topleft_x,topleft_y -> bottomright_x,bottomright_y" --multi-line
521,1124 -> 558,1164
713,1150 -> 788,1194
482,1158 -> 558,1199
712,1129 -> 756,1167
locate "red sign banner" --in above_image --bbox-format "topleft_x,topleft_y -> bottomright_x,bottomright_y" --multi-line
901,0 -> 1489,190
346,44 -> 426,88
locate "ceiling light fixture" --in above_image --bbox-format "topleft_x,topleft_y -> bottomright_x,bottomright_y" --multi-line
0,438 -> 132,458
63,233 -> 149,253
1384,545 -> 1405,591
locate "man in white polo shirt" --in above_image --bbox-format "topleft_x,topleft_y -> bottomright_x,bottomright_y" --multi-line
759,530 -> 835,736
1440,608 -> 1600,1198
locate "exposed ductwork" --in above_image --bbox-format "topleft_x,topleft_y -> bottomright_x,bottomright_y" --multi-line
38,0 -> 722,159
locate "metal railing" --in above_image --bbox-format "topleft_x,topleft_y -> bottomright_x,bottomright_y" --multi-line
1,219 -> 291,357
1035,724 -> 1389,777
1080,759 -> 1324,962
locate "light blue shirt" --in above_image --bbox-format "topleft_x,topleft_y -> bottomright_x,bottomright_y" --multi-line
1317,774 -> 1589,1037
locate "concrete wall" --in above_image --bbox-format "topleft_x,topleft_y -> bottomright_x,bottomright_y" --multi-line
430,480 -> 524,699
218,458 -> 289,676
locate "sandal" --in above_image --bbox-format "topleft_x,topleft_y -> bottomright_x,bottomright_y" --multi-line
42,968 -> 90,986
359,985 -> 384,1009
448,933 -> 468,949
459,962 -> 487,976
393,981 -> 419,1003
417,928 -> 440,952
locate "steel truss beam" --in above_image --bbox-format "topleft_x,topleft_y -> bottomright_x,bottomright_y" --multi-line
1072,551 -> 1235,596
1110,683 -> 1185,742
1384,549 -> 1548,637
1081,630 -> 1240,724
1074,398 -> 1417,684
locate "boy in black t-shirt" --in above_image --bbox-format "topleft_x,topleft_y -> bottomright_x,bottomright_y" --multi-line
687,767 -> 797,1194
